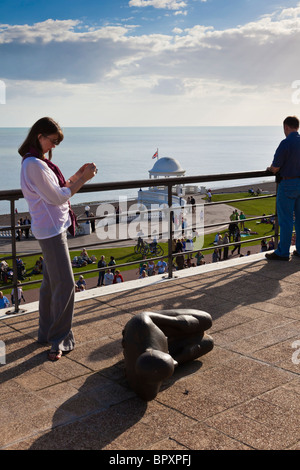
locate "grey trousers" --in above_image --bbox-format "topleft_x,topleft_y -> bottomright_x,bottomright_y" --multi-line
38,231 -> 75,352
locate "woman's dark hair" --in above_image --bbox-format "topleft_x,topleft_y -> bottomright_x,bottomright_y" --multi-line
18,117 -> 64,160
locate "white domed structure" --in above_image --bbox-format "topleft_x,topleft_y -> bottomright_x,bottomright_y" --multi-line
137,155 -> 186,209
149,157 -> 186,178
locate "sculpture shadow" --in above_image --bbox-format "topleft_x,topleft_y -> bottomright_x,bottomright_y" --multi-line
28,309 -> 211,451
28,355 -> 203,450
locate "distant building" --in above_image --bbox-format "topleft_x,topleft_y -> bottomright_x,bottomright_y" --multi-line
148,157 -> 186,179
138,156 -> 186,208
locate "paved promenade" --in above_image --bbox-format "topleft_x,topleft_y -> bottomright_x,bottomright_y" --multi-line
0,251 -> 299,451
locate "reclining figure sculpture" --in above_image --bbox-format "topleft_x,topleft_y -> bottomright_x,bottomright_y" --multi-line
122,309 -> 213,401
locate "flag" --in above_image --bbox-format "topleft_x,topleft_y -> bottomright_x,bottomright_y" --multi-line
152,149 -> 158,159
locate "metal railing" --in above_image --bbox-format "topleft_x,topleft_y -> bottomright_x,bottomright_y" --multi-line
0,169 -> 277,314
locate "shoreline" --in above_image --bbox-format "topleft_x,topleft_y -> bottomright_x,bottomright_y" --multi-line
0,180 -> 276,226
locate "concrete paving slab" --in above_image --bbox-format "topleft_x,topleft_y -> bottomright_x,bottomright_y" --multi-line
0,253 -> 300,452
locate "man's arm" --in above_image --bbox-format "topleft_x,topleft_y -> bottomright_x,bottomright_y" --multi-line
267,165 -> 280,174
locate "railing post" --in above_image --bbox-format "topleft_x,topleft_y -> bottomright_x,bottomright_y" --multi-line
274,181 -> 279,249
167,183 -> 173,279
10,199 -> 20,313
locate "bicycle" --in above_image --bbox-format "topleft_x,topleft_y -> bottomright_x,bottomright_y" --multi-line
134,238 -> 146,254
142,241 -> 164,257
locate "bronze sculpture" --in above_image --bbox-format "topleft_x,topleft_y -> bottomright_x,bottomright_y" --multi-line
122,309 -> 213,401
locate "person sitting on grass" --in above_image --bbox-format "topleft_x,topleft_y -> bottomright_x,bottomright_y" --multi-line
30,259 -> 42,275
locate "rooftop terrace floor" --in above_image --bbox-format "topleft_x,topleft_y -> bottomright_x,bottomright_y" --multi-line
1,252 -> 300,452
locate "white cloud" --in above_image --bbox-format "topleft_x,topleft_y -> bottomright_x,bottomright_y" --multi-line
277,4 -> 300,19
174,10 -> 187,16
128,0 -> 187,10
2,4 -> 300,126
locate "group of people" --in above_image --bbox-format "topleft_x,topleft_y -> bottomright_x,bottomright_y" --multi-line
15,216 -> 31,240
186,195 -> 196,212
73,250 -> 123,289
172,236 -> 195,255
96,254 -> 123,286
0,257 -> 27,282
72,248 -> 97,268
229,209 -> 246,234
138,257 -> 168,278
213,228 -> 241,261
248,187 -> 262,196
212,231 -> 276,262
260,237 -> 275,252
137,247 -> 206,276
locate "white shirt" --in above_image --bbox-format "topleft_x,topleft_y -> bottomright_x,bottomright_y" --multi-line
20,157 -> 71,240
11,287 -> 23,300
104,272 -> 114,285
157,260 -> 167,273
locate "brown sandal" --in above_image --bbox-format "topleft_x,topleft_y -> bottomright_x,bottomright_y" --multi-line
47,349 -> 62,361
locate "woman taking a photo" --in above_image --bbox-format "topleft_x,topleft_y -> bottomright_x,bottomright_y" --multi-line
19,117 -> 97,361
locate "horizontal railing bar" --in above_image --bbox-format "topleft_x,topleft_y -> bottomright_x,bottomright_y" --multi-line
78,170 -> 273,193
0,170 -> 273,201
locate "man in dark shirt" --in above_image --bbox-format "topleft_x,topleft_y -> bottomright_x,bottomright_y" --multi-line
97,255 -> 107,286
266,116 -> 300,260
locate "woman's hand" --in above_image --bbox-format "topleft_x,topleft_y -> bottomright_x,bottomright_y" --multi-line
75,164 -> 90,177
68,163 -> 98,196
67,163 -> 97,186
81,163 -> 97,182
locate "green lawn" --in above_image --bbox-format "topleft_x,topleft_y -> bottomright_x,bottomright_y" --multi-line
1,192 -> 276,295
202,192 -> 276,253
209,192 -> 276,216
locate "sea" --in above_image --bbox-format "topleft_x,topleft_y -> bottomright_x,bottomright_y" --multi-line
0,126 -> 282,215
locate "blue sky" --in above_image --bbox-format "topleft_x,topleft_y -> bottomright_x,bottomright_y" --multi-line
1,0 -> 300,126
0,0 -> 297,31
